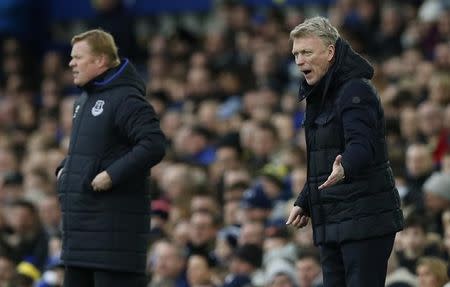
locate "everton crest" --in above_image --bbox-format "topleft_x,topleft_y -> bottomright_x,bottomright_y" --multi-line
92,100 -> 105,116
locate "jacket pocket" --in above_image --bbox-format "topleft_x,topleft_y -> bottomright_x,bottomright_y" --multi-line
319,180 -> 368,203
313,111 -> 340,149
314,111 -> 335,126
82,158 -> 101,192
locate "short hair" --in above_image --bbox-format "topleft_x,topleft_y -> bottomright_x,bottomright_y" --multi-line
71,29 -> 120,67
9,199 -> 37,214
417,257 -> 449,285
297,247 -> 320,264
290,16 -> 340,46
404,213 -> 427,232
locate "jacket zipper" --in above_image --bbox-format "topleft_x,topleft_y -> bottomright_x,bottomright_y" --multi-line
64,92 -> 90,243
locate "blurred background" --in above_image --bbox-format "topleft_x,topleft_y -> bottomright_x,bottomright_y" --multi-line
0,0 -> 449,286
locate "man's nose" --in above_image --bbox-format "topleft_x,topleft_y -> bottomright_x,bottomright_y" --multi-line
296,55 -> 305,66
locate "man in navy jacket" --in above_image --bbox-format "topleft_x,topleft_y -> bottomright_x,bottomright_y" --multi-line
56,29 -> 165,287
286,17 -> 403,287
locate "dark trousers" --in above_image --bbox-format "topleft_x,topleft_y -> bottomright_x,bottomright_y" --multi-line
63,266 -> 147,287
319,233 -> 395,287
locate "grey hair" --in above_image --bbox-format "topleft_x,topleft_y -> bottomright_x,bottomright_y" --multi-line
290,16 -> 340,46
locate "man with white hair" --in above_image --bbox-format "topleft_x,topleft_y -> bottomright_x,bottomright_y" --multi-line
286,16 -> 403,286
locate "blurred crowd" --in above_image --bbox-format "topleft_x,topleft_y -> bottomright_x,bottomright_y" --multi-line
0,0 -> 449,286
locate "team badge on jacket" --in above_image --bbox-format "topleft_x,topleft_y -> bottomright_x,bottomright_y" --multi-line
92,100 -> 105,116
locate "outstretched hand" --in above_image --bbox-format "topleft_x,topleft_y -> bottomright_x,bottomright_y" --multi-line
318,154 -> 345,190
286,206 -> 309,229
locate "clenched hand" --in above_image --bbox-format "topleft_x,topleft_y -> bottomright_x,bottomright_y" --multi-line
91,171 -> 112,192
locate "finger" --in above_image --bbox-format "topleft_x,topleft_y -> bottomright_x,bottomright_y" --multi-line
96,183 -> 106,191
334,154 -> 342,166
286,217 -> 293,225
299,216 -> 309,228
319,176 -> 334,189
286,208 -> 299,224
319,171 -> 341,189
291,216 -> 301,228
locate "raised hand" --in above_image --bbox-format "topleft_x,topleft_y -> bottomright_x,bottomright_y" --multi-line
318,154 -> 345,190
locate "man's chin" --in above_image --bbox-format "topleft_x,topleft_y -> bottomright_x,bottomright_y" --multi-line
305,79 -> 315,86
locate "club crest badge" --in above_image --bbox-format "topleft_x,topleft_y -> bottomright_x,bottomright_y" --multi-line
92,100 -> 105,116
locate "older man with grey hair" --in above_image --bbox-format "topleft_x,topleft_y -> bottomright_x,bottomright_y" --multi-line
286,16 -> 404,287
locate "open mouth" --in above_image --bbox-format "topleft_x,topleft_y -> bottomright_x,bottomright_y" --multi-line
303,70 -> 312,76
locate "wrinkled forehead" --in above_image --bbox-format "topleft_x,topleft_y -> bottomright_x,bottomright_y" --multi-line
291,35 -> 327,52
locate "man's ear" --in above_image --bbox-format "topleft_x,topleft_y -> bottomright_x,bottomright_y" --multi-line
95,54 -> 108,68
327,44 -> 335,62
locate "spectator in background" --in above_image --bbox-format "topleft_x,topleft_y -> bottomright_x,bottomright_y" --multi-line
56,29 -> 165,287
37,195 -> 61,237
265,259 -> 298,287
88,0 -> 137,60
417,101 -> 446,164
295,248 -> 323,287
286,16 -> 403,287
442,152 -> 450,173
0,171 -> 24,204
240,185 -> 273,222
224,244 -> 263,287
385,251 -> 418,287
263,220 -> 297,265
186,254 -> 220,287
171,220 -> 191,249
404,143 -> 435,214
177,125 -> 216,166
400,107 -> 420,145
190,193 -> 220,215
187,210 -> 219,257
247,122 -> 280,172
1,200 -> 48,271
238,221 -> 265,247
416,257 -> 449,287
35,257 -> 64,287
148,240 -> 187,287
372,4 -> 403,59
150,199 -> 170,243
423,172 -> 450,234
396,214 -> 443,275
0,255 -> 16,287
213,226 -> 239,271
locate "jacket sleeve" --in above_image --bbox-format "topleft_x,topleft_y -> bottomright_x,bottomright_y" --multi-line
294,183 -> 310,216
106,95 -> 166,187
55,158 -> 67,177
338,80 -> 377,178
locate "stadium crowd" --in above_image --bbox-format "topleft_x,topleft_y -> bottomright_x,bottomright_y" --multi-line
0,0 -> 449,286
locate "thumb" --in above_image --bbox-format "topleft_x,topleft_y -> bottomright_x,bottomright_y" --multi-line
286,206 -> 300,224
334,154 -> 342,166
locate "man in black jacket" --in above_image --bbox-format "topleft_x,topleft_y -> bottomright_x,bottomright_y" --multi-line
56,29 -> 165,287
286,17 -> 404,287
